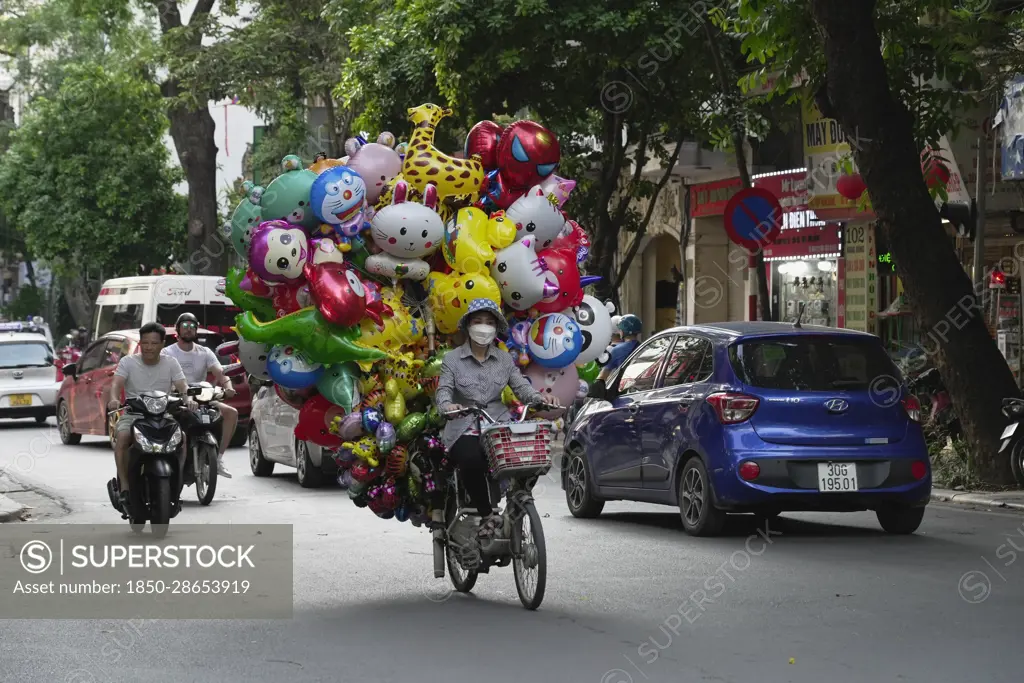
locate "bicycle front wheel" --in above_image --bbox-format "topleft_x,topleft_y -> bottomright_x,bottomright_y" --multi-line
512,500 -> 546,610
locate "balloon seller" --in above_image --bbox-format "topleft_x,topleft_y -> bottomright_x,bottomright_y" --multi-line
221,104 -> 619,526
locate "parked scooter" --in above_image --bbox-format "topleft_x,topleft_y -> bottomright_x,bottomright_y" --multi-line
177,382 -> 225,506
907,366 -> 961,439
106,390 -> 187,538
999,398 -> 1024,487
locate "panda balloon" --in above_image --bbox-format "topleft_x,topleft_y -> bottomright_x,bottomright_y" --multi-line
567,295 -> 616,365
238,337 -> 273,380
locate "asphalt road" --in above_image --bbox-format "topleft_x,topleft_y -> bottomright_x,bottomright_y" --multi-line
0,417 -> 1022,683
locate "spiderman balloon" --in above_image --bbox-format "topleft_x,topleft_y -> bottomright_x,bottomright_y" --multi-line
467,120 -> 561,211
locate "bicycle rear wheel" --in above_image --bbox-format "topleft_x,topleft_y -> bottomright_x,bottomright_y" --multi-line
512,500 -> 546,610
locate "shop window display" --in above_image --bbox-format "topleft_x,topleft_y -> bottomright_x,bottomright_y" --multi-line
776,260 -> 838,327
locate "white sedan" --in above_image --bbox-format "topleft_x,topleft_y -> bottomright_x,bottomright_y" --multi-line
248,382 -> 337,488
0,331 -> 61,422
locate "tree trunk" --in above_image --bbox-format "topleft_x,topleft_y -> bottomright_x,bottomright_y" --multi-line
166,100 -> 224,276
704,21 -> 772,322
811,0 -> 1019,486
62,273 -> 99,330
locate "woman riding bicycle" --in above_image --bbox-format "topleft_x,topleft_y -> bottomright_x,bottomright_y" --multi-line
434,298 -> 559,539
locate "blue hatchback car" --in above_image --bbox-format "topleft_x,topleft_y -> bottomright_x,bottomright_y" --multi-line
561,322 -> 931,536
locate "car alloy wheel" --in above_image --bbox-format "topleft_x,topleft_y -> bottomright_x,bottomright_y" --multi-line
57,401 -> 81,445
564,451 -> 604,518
678,458 -> 725,537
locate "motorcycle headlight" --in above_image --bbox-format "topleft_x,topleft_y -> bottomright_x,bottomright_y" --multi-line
142,395 -> 168,415
132,426 -> 161,453
167,426 -> 183,450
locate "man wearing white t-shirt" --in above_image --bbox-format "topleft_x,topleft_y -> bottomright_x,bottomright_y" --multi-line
162,313 -> 238,477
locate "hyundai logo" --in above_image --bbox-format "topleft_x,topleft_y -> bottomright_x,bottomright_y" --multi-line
12,371 -> 23,380
824,398 -> 849,413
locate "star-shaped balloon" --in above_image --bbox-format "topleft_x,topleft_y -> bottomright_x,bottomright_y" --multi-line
539,174 -> 576,208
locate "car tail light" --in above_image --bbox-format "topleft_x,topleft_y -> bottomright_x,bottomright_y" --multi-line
706,392 -> 759,424
738,461 -> 760,481
911,460 -> 928,480
902,394 -> 922,423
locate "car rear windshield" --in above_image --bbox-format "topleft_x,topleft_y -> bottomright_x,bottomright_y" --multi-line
729,335 -> 899,391
0,341 -> 54,369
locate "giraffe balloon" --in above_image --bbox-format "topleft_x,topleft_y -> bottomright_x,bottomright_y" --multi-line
401,103 -> 486,200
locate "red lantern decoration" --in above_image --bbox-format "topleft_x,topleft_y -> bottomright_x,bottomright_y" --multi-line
836,173 -> 867,200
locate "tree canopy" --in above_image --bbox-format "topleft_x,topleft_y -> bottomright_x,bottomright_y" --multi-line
0,61 -> 186,278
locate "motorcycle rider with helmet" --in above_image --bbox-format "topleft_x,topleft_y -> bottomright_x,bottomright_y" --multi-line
161,313 -> 238,478
596,314 -> 643,384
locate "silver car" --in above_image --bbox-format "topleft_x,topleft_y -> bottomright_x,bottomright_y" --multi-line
0,331 -> 61,422
247,382 -> 336,488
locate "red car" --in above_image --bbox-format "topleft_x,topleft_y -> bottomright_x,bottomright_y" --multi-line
56,327 -> 251,448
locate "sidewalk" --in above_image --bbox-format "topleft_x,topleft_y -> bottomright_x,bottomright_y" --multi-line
0,471 -> 30,522
0,469 -> 67,522
932,487 -> 1024,511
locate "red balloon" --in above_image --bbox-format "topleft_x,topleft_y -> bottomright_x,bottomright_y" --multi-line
271,281 -> 308,318
551,220 -> 591,261
304,262 -> 368,327
295,394 -> 345,448
494,120 -> 561,191
241,267 -> 272,297
836,173 -> 867,200
533,247 -> 586,314
361,280 -> 393,328
465,120 -> 504,169
275,385 -> 315,409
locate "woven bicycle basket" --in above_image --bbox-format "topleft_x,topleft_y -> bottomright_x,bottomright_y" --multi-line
480,420 -> 555,479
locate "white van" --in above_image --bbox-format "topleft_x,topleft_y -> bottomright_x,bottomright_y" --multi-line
93,275 -> 241,338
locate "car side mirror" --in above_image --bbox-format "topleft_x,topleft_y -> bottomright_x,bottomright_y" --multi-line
63,363 -> 77,378
588,379 -> 607,400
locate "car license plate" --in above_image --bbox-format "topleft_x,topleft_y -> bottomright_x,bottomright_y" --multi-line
817,462 -> 858,492
1003,422 -> 1018,440
9,394 -> 31,407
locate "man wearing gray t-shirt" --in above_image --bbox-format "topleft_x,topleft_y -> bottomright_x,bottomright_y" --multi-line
161,312 -> 238,477
107,323 -> 190,512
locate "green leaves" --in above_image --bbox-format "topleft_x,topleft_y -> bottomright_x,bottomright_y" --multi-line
0,61 -> 185,278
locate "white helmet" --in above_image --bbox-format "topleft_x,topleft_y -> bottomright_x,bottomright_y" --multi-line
610,315 -> 622,337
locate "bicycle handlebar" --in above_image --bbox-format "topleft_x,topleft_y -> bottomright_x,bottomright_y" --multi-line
441,401 -> 565,424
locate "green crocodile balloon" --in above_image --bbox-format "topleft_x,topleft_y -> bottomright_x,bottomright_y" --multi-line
234,307 -> 386,366
225,267 -> 277,322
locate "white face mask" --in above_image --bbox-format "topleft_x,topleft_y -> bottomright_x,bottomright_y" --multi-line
468,323 -> 497,346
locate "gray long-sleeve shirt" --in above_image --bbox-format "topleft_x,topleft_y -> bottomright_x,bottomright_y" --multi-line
434,342 -> 544,450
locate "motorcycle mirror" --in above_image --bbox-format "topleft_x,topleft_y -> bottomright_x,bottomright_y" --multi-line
63,363 -> 77,377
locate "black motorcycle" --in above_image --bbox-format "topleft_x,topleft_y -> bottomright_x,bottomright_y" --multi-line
999,397 -> 1024,487
106,390 -> 187,538
178,382 -> 225,506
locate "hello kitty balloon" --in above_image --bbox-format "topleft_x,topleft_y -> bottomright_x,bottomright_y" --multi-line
568,295 -> 616,365
365,181 -> 443,280
247,220 -> 310,284
490,236 -> 559,310
523,363 -> 579,418
505,184 -> 568,250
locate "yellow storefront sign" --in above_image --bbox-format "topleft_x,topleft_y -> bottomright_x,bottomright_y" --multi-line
801,98 -> 861,215
844,223 -> 878,334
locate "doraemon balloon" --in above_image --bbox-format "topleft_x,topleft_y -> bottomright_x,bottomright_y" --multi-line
310,167 -> 369,239
569,295 -> 616,365
247,220 -> 310,284
527,312 -> 583,368
267,345 -> 325,389
238,337 -> 272,380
